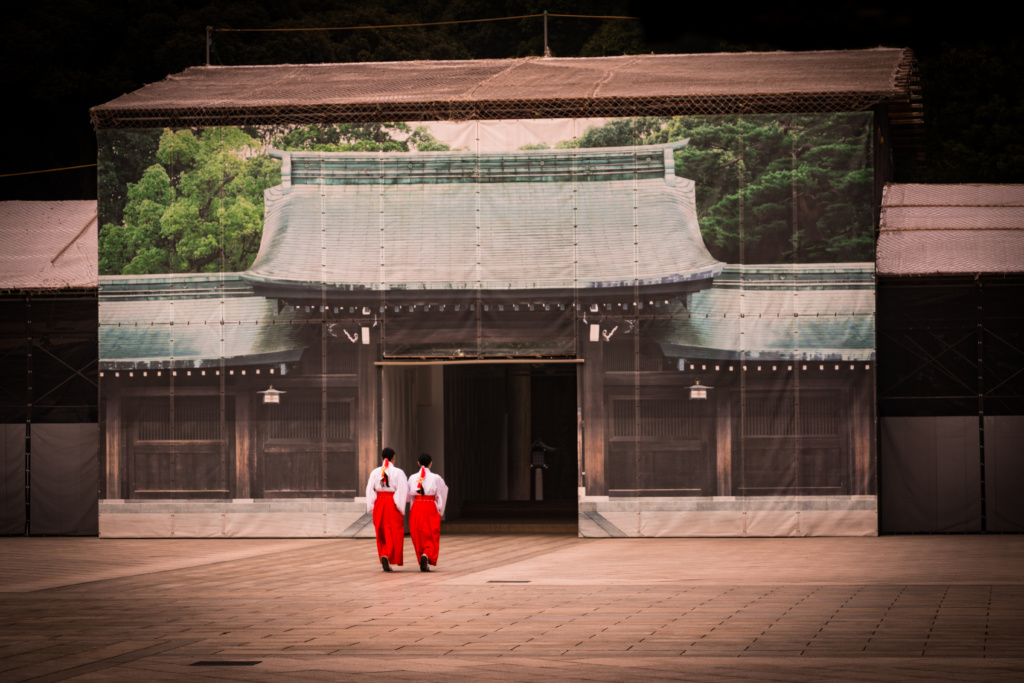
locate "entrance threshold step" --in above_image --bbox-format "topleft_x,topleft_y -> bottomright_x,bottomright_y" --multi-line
459,500 -> 578,520
441,521 -> 578,535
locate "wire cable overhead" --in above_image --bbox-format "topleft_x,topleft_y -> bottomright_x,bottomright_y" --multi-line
206,12 -> 638,65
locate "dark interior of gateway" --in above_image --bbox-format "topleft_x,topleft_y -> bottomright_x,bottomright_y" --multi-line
441,363 -> 579,532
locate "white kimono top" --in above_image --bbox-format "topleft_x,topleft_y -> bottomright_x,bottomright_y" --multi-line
366,461 -> 408,514
407,466 -> 449,516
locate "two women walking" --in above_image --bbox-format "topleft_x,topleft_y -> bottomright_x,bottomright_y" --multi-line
365,448 -> 448,572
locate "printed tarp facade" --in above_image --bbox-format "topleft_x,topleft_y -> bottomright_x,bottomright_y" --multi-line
97,115 -> 876,537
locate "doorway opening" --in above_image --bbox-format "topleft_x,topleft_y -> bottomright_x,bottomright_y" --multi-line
380,361 -> 579,533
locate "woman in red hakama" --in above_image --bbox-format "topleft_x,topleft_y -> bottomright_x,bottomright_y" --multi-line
408,453 -> 448,572
366,447 -> 407,571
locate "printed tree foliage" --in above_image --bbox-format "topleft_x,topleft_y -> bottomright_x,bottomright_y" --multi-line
556,117 -> 667,149
558,114 -> 874,264
100,123 -> 450,275
99,115 -> 873,275
648,113 -> 874,264
273,122 -> 450,152
100,127 -> 280,275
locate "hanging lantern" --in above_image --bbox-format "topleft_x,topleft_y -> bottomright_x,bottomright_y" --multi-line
689,380 -> 712,400
258,385 -> 286,404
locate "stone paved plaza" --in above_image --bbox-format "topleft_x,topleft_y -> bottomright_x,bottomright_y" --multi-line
1,534 -> 1023,681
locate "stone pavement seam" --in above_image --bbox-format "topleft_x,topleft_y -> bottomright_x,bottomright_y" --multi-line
5,639 -> 199,683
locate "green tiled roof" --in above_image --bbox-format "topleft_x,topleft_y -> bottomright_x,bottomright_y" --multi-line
99,274 -> 307,369
245,142 -> 724,295
654,264 -> 876,361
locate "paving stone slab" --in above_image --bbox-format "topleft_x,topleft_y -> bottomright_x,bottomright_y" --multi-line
2,536 -> 1024,681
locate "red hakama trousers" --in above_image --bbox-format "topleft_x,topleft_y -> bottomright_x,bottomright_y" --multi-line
372,491 -> 404,566
410,495 -> 441,565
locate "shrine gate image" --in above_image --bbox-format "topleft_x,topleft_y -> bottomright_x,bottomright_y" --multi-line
91,51 -> 903,537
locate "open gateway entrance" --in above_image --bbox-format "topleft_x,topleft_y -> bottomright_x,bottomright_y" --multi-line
380,360 -> 580,533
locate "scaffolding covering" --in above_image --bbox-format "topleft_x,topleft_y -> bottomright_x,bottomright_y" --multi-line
878,184 -> 1024,275
1,202 -> 100,537
90,49 -> 915,129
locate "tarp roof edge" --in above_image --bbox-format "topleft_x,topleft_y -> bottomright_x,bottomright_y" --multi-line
90,48 -> 915,130
878,183 -> 1024,275
0,201 -> 99,290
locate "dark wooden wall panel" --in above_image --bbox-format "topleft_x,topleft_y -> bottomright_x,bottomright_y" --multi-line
263,450 -> 322,493
606,387 -> 716,496
131,443 -> 228,496
733,388 -> 850,496
123,393 -> 233,499
256,389 -> 358,498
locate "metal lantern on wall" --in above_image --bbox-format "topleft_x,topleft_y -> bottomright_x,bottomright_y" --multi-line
689,380 -> 711,400
258,385 -> 286,404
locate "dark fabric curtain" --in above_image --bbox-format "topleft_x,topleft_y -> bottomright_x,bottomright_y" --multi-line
30,424 -> 98,535
880,417 -> 982,533
1,424 -> 25,534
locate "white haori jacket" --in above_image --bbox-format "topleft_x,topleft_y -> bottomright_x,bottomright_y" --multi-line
366,462 -> 408,514
408,467 -> 449,515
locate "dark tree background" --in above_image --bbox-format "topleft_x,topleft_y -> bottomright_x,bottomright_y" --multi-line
1,1 -> 1022,202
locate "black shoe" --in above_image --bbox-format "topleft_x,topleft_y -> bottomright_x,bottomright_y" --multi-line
419,554 -> 430,572
381,556 -> 392,572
